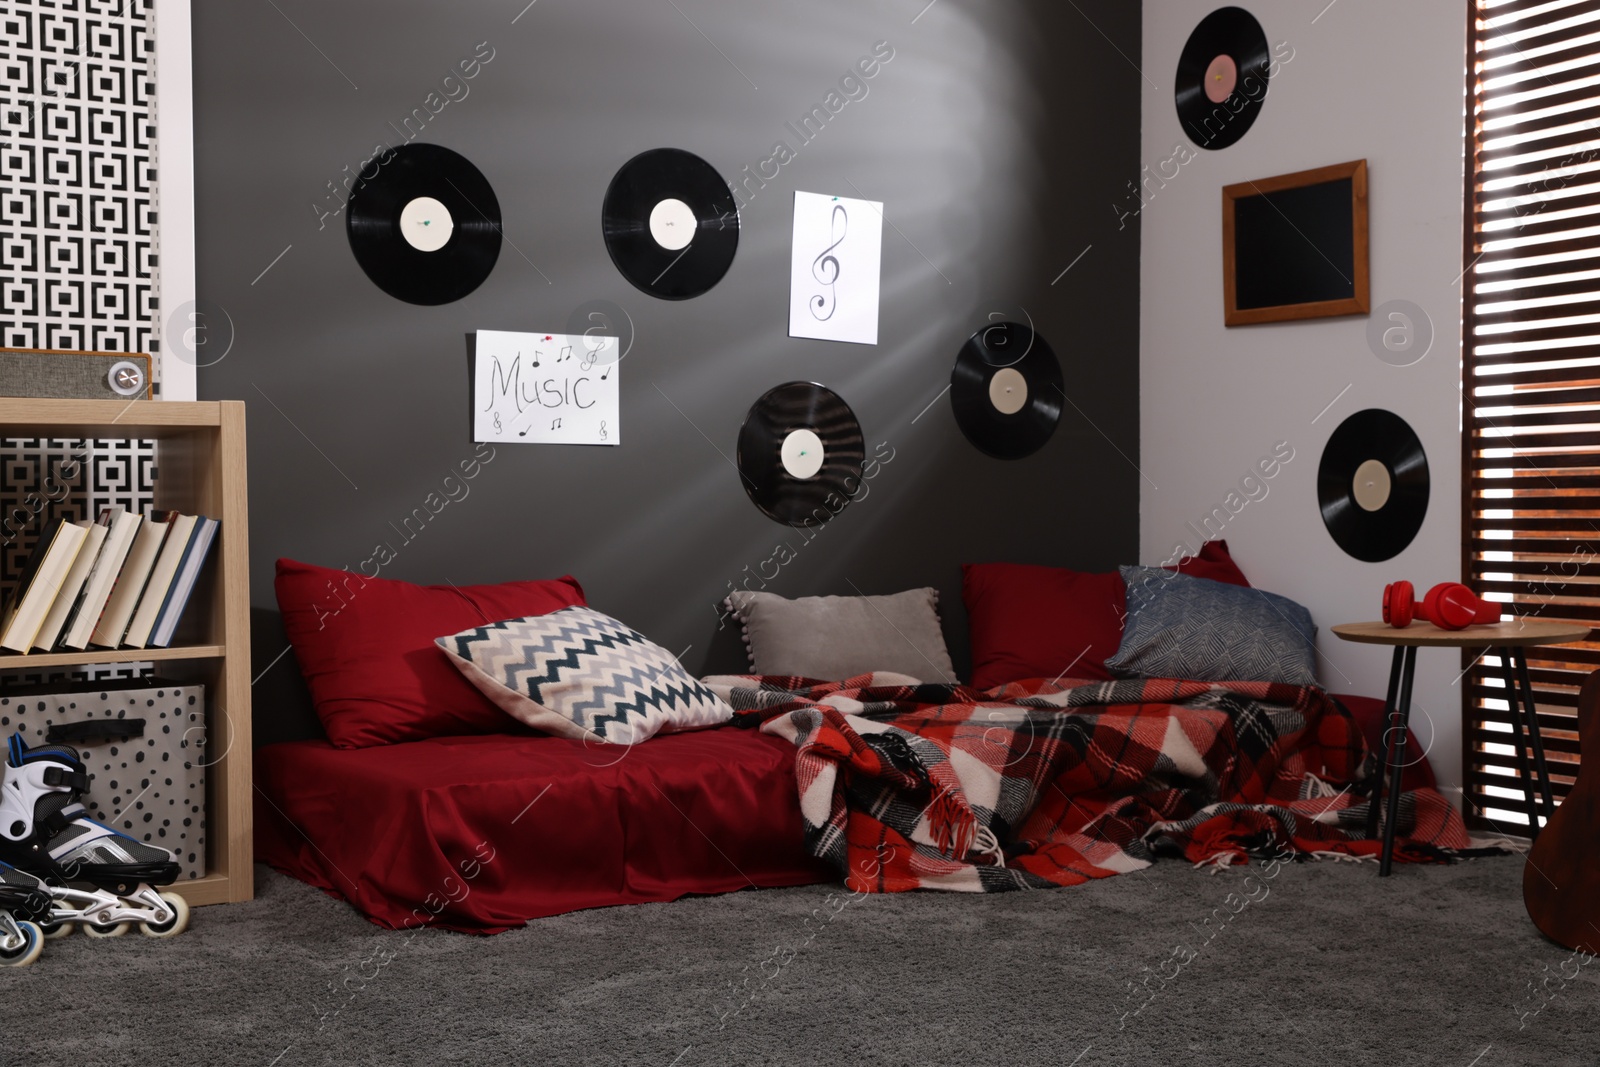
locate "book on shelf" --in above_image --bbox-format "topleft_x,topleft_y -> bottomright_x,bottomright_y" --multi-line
123,513 -> 198,649
59,507 -> 142,651
0,518 -> 89,653
31,518 -> 107,652
89,509 -> 176,649
149,516 -> 218,649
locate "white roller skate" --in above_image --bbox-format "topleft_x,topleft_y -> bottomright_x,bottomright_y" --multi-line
0,734 -> 189,939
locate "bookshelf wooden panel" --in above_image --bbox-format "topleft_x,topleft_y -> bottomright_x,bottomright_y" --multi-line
0,398 -> 252,907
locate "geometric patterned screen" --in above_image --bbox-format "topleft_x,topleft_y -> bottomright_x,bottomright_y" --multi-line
0,0 -> 160,375
0,1 -> 161,680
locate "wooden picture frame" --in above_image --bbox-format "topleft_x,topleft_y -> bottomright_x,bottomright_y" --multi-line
1222,159 -> 1369,326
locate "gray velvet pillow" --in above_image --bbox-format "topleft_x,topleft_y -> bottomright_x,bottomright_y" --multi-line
724,588 -> 957,683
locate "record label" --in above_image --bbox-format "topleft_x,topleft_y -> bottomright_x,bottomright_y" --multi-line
950,322 -> 1063,460
1317,409 -> 1430,563
649,198 -> 697,250
1205,54 -> 1238,102
400,196 -> 453,252
1352,459 -> 1391,512
603,148 -> 740,300
1175,7 -> 1271,151
781,428 -> 825,480
737,382 -> 864,526
346,143 -> 502,305
988,367 -> 1029,415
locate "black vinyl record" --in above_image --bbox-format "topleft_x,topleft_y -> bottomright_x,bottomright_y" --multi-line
950,322 -> 1063,460
602,148 -> 739,300
737,382 -> 864,526
1174,7 -> 1271,151
1317,408 -> 1430,563
346,143 -> 502,305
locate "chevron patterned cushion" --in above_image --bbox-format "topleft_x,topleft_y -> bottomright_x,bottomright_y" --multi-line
1105,566 -> 1319,686
436,607 -> 733,745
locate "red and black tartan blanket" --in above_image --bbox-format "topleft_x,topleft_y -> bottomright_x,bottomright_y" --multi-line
703,673 -> 1475,893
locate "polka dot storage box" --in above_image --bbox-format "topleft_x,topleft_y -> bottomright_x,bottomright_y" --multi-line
0,679 -> 207,881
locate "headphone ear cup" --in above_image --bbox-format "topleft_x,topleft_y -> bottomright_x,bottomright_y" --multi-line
1424,582 -> 1477,630
1471,594 -> 1501,624
1383,581 -> 1415,627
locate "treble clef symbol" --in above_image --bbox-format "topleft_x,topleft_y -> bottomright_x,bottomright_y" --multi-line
809,203 -> 848,322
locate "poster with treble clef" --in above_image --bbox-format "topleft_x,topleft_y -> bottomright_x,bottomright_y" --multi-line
473,329 -> 620,446
788,190 -> 883,346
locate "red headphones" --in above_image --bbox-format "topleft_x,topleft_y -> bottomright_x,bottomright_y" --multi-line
1382,581 -> 1500,630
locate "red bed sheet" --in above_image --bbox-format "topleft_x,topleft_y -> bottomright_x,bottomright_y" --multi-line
254,726 -> 831,933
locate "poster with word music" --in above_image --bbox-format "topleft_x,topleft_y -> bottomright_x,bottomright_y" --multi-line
788,190 -> 883,346
473,329 -> 619,446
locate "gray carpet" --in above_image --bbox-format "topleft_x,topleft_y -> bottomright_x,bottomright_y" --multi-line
7,855 -> 1597,1066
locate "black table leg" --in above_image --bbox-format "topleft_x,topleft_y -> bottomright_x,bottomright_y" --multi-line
1495,646 -> 1543,838
1367,646 -> 1406,841
1380,646 -> 1418,877
1512,648 -> 1555,836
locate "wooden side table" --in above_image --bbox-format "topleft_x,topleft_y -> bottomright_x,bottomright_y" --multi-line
1331,619 -> 1589,875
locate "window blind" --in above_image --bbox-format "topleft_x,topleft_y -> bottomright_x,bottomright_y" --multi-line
1464,0 -> 1600,830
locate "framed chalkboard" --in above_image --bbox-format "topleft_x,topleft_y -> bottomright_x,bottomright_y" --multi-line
1222,159 -> 1369,326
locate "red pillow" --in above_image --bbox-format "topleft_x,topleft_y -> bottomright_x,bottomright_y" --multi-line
963,563 -> 1126,690
275,558 -> 586,748
1167,540 -> 1251,587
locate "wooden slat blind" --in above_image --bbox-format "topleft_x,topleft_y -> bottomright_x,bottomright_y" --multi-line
1465,0 -> 1600,830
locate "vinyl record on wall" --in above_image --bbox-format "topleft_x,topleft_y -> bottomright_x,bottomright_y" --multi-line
602,148 -> 740,300
346,143 -> 502,305
949,321 -> 1064,460
737,382 -> 865,526
1174,7 -> 1272,151
1317,408 -> 1430,563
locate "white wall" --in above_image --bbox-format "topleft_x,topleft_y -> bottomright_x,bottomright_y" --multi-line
155,0 -> 195,401
1139,2 -> 1469,796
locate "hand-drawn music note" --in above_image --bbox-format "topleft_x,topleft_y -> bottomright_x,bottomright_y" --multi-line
551,417 -> 562,431
788,191 -> 882,345
530,348 -> 541,368
809,203 -> 848,322
558,345 -> 573,362
599,420 -> 607,440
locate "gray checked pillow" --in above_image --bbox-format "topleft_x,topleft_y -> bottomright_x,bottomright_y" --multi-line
724,588 -> 957,683
1105,566 -> 1319,686
436,606 -> 732,745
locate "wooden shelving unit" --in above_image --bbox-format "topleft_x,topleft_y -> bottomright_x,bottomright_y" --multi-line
0,398 -> 251,907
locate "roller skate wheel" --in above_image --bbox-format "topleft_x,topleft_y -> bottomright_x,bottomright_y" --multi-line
140,892 -> 189,939
40,920 -> 73,940
0,922 -> 43,967
82,920 -> 131,938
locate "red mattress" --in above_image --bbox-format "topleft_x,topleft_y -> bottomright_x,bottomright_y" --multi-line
254,726 -> 831,933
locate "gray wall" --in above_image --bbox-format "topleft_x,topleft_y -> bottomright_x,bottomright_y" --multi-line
191,0 -> 1143,745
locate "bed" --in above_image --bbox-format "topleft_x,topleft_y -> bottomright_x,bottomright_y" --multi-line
256,547 -> 1456,932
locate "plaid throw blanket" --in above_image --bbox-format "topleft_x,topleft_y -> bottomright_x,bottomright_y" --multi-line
703,673 -> 1473,893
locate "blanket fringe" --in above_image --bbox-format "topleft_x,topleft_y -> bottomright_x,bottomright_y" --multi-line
1301,774 -> 1346,801
973,825 -> 1006,868
928,787 -> 977,861
1469,835 -> 1528,854
1195,847 -> 1381,872
1310,849 -> 1375,863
